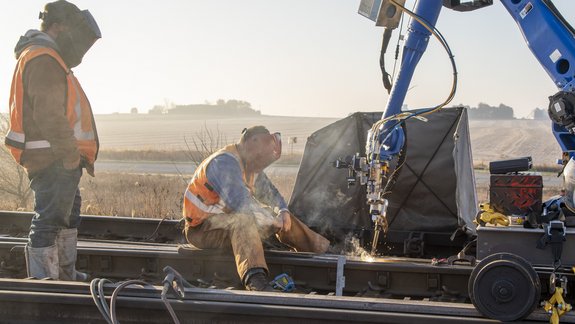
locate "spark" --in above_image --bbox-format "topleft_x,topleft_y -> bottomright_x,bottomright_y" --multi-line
360,251 -> 375,263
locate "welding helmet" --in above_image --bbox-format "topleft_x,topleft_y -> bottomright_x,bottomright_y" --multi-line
40,1 -> 101,68
563,158 -> 575,212
241,126 -> 282,168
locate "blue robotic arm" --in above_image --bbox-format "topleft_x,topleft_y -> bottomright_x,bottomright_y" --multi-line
501,0 -> 575,162
356,0 -> 575,254
369,0 -> 575,163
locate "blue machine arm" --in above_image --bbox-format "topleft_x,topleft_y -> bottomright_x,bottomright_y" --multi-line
355,0 -> 575,255
500,0 -> 575,162
377,0 -> 443,161
377,0 -> 575,163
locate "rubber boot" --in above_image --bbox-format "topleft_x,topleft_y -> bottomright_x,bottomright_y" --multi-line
57,228 -> 89,281
25,244 -> 59,280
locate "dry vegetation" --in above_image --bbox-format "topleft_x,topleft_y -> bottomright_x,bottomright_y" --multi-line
98,149 -> 304,165
78,171 -> 294,219
0,171 -> 296,219
79,173 -> 185,219
0,162 -> 560,218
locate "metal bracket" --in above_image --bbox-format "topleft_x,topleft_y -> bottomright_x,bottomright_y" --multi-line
336,256 -> 346,296
549,272 -> 569,295
447,251 -> 476,266
377,271 -> 390,289
427,274 -> 440,290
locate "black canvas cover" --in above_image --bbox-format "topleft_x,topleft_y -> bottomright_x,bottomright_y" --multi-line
289,107 -> 477,241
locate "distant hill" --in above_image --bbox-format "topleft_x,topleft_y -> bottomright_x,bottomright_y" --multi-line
149,99 -> 261,117
168,104 -> 261,116
467,103 -> 514,120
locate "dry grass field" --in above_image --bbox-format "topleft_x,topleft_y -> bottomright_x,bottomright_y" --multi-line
0,113 -> 566,217
469,119 -> 561,166
0,170 -> 295,219
94,114 -> 338,154
94,114 -> 562,165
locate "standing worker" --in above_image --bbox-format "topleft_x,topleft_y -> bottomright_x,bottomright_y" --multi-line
4,0 -> 101,280
183,126 -> 330,291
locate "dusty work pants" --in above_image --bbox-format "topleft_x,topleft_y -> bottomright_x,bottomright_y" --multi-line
26,161 -> 83,280
28,162 -> 82,248
185,212 -> 329,281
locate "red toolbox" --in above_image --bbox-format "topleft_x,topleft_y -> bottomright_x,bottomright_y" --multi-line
489,174 -> 543,216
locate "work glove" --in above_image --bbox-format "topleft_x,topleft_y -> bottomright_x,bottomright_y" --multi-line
277,210 -> 292,232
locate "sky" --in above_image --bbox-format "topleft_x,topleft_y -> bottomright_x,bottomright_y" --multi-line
1,1 -> 575,118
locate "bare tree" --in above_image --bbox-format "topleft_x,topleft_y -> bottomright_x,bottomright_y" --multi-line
183,123 -> 227,166
0,114 -> 32,209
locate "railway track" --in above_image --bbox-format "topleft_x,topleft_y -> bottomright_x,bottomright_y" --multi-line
0,211 -> 573,323
0,278 -> 560,323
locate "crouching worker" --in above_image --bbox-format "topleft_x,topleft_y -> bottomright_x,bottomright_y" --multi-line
183,126 -> 329,291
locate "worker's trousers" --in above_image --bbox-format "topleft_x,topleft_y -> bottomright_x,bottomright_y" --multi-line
28,161 -> 83,248
185,212 -> 329,281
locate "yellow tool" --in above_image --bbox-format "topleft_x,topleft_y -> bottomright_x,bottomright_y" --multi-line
475,203 -> 509,226
543,287 -> 572,324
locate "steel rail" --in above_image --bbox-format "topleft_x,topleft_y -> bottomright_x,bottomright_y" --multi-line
0,279 -> 543,323
0,211 -> 467,256
0,239 -> 473,299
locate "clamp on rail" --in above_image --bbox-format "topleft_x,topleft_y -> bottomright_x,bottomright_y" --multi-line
90,266 -> 194,324
544,273 -> 572,324
161,266 -> 196,324
543,287 -> 572,324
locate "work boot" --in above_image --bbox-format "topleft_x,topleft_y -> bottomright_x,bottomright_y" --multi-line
57,228 -> 89,281
245,272 -> 275,292
25,244 -> 59,280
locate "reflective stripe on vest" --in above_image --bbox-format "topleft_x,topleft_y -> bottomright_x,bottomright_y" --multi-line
6,131 -> 51,150
25,140 -> 51,149
184,190 -> 225,214
70,77 -> 95,141
4,45 -> 98,164
4,131 -> 25,149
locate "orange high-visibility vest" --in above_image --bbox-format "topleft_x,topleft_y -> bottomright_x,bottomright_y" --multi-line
183,144 -> 255,227
4,45 -> 98,165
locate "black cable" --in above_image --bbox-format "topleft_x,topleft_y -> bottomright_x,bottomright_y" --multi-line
161,282 -> 182,324
90,278 -> 113,324
145,214 -> 170,241
98,278 -> 113,320
382,122 -> 408,199
110,280 -> 151,324
391,5 -> 406,81
370,0 -> 459,158
389,0 -> 458,118
380,28 -> 394,93
91,277 -> 183,324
